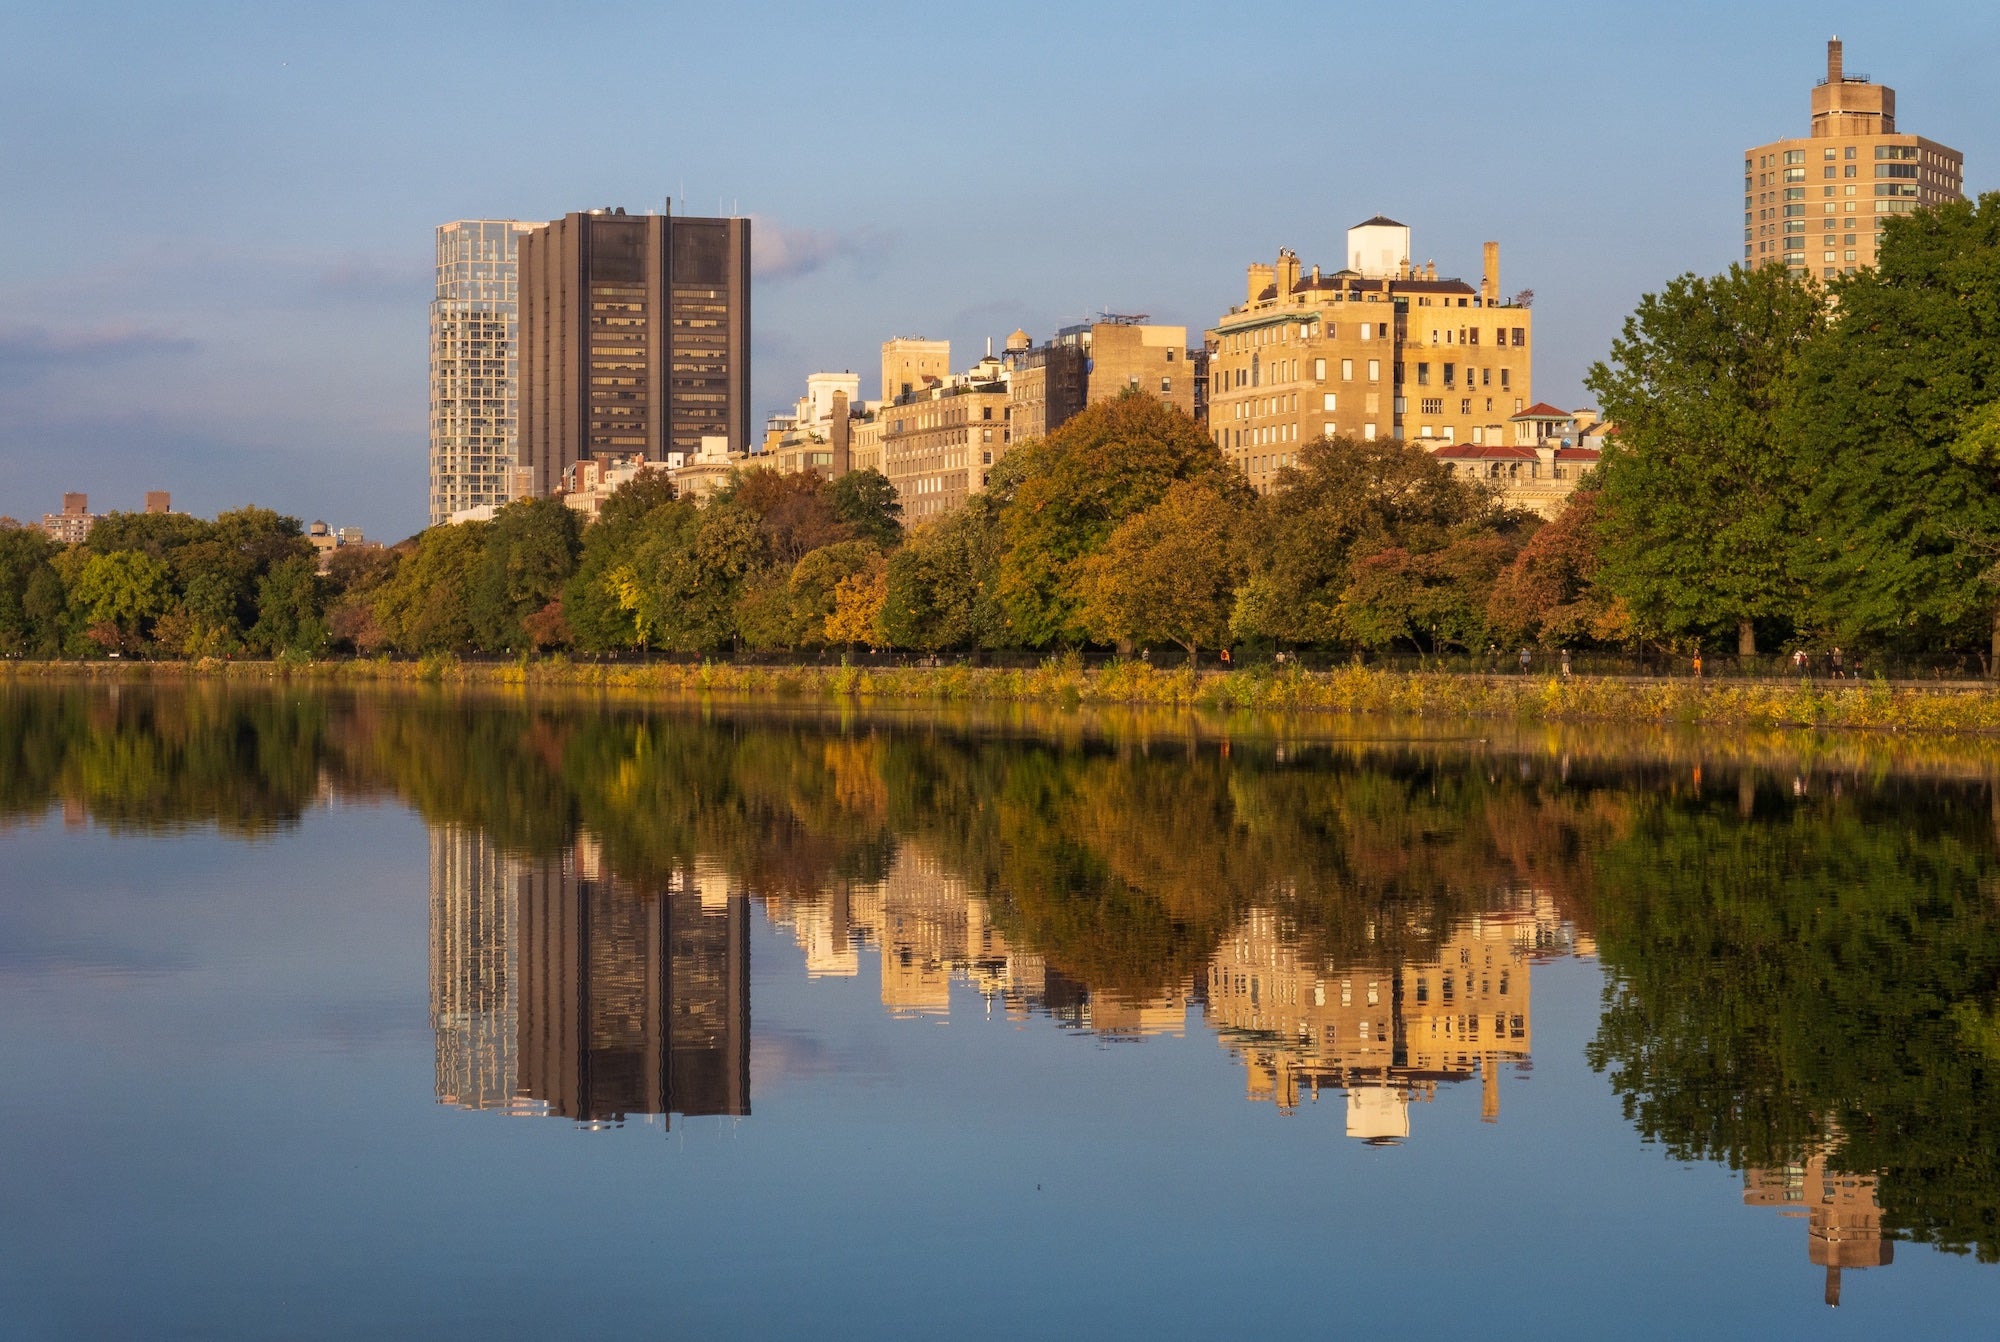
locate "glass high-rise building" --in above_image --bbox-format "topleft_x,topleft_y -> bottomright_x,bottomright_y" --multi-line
430,219 -> 537,526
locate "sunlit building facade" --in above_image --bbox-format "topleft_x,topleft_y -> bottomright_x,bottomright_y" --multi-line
428,824 -> 532,1112
430,219 -> 537,527
1744,40 -> 1963,279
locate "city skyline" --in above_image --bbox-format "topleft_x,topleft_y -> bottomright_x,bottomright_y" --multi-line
2,4 -> 1995,539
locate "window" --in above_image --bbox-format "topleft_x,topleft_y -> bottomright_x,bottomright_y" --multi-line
1367,359 -> 1380,382
1394,397 -> 1407,414
1783,150 -> 1805,164
1363,423 -> 1377,441
1823,147 -> 1837,160
1313,358 -> 1325,380
1160,377 -> 1171,393
1360,323 -> 1372,339
1444,362 -> 1456,386
1460,398 -> 1471,414
1510,328 -> 1526,347
1501,369 -> 1511,389
1824,167 -> 1837,179
1875,145 -> 1918,160
1845,146 -> 1857,160
1784,168 -> 1805,181
1876,164 -> 1918,179
1341,359 -> 1353,381
1417,362 -> 1430,385
1421,397 -> 1443,414
1844,165 -> 1857,178
1323,422 -> 1335,438
1322,392 -> 1336,411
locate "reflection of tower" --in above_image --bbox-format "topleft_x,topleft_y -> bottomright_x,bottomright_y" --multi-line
1744,1151 -> 1892,1306
429,825 -> 527,1111
515,843 -> 750,1125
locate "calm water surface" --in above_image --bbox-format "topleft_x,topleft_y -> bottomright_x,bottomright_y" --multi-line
2,684 -> 1998,1339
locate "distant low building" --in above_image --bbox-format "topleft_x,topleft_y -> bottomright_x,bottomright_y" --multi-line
561,453 -> 675,521
1431,404 -> 1606,519
307,520 -> 380,572
41,492 -> 99,544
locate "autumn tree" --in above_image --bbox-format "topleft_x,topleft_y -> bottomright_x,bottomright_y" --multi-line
828,468 -> 903,548
1231,434 -> 1495,647
1078,479 -> 1250,662
467,497 -> 581,652
1486,490 -> 1628,647
1586,263 -> 1825,655
997,391 -> 1230,646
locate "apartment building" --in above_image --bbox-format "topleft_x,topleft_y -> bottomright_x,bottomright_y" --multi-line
1004,319 -> 1195,444
1207,218 -> 1534,495
877,342 -> 1012,523
1745,40 -> 1963,279
430,219 -> 537,526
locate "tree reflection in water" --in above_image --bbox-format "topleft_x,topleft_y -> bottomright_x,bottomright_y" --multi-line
6,680 -> 1998,1270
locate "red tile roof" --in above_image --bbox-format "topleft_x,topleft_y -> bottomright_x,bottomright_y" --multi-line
1553,447 -> 1601,461
1431,443 -> 1538,461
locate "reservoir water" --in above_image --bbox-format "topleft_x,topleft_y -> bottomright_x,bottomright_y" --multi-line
2,682 -> 1997,1339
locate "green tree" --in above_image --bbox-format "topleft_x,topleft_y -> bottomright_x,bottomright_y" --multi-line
1586,263 -> 1826,655
1079,479 -> 1249,662
0,527 -> 62,656
469,497 -> 582,652
619,501 -> 763,652
375,524 -> 486,654
248,554 -> 328,656
1800,194 -> 2000,661
997,391 -> 1229,646
565,473 -> 679,653
1231,434 -> 1491,647
72,550 -> 172,653
1339,530 -> 1523,654
828,468 -> 903,548
789,540 -> 883,648
878,502 -> 1007,653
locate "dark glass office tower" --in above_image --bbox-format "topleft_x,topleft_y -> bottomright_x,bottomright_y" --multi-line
516,206 -> 751,497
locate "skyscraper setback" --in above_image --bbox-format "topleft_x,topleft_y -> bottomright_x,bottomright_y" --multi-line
430,219 -> 536,526
1744,40 -> 1963,279
516,207 -> 751,499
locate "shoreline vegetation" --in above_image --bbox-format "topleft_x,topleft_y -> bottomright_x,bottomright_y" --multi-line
15,654 -> 2000,738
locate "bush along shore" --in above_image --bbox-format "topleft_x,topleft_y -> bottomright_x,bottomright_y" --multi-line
14,655 -> 2000,736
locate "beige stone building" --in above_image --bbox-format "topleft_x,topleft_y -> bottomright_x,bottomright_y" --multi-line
1004,319 -> 1196,445
1744,1148 -> 1892,1307
878,343 -> 1013,523
1745,40 -> 1963,280
1203,893 -> 1573,1137
1207,218 -> 1535,495
1433,404 -> 1607,519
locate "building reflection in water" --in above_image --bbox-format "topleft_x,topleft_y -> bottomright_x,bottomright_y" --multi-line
1204,892 -> 1579,1142
1744,1149 -> 1892,1306
429,825 -> 536,1114
429,828 -> 750,1128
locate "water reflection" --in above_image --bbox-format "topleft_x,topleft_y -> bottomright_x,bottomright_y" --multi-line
9,682 -> 1999,1276
430,828 -> 749,1127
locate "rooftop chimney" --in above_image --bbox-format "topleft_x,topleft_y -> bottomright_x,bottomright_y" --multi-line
1482,242 -> 1500,306
1828,37 -> 1843,84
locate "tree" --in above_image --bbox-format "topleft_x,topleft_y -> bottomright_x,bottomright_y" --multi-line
1486,491 -> 1629,646
719,466 -> 851,566
878,502 -> 1007,652
997,391 -> 1230,646
248,555 -> 327,656
1079,480 -> 1249,662
620,501 -> 763,652
566,474 -> 680,653
1232,434 -> 1495,647
1586,263 -> 1826,655
825,557 -> 889,648
1801,193 -> 2000,661
72,550 -> 172,653
789,540 -> 883,649
1340,530 -> 1523,654
468,497 -> 581,652
828,469 -> 903,548
0,527 -> 61,657
374,523 -> 486,654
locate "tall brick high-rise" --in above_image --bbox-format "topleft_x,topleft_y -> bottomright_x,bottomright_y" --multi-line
516,206 -> 751,498
1744,40 -> 1963,279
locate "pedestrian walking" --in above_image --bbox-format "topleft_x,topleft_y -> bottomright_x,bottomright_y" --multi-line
1560,648 -> 1572,679
1693,650 -> 1704,679
1831,646 -> 1844,679
1793,648 -> 1810,679
1519,646 -> 1532,674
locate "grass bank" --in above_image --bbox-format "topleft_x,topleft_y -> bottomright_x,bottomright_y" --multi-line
11,654 -> 2000,736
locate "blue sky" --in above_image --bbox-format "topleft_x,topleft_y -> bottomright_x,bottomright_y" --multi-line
2,0 -> 1996,540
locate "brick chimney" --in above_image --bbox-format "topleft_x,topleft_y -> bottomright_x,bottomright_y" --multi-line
1482,242 -> 1500,306
1827,37 -> 1843,84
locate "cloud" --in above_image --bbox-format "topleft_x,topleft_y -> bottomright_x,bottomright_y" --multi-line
0,322 -> 198,382
315,254 -> 429,304
751,217 -> 894,283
